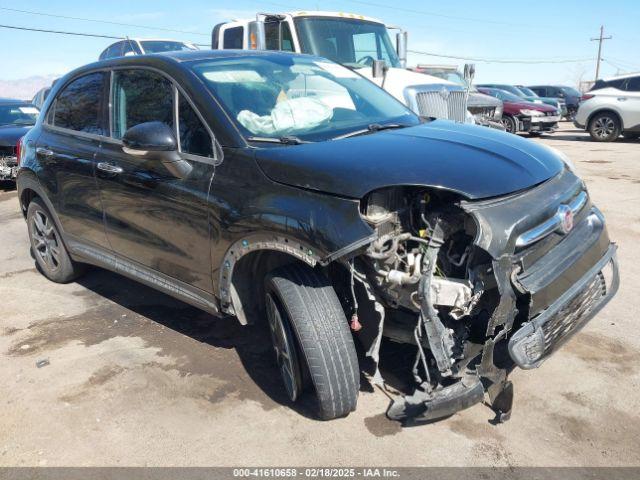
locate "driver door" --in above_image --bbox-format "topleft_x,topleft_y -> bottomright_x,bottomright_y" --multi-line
95,68 -> 217,292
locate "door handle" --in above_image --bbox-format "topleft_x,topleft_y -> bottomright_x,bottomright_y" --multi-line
36,147 -> 54,157
617,97 -> 628,101
97,162 -> 124,174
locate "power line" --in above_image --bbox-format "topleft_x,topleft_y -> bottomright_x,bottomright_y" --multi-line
0,23 -> 122,39
0,6 -> 209,36
339,0 -> 562,30
408,49 -> 593,64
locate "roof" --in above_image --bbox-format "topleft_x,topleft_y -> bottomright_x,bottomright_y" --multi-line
603,72 -> 640,81
67,49 -> 317,80
159,48 -> 315,63
286,11 -> 385,24
0,98 -> 31,105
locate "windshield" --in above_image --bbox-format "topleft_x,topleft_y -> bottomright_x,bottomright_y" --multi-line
140,41 -> 196,53
0,104 -> 39,126
561,86 -> 581,97
426,70 -> 466,87
517,86 -> 537,97
294,17 -> 400,69
191,55 -> 418,142
481,89 -> 524,103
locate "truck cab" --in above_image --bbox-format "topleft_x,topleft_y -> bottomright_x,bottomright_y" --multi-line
212,11 -> 472,123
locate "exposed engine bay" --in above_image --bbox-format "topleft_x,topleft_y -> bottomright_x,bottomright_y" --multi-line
0,146 -> 18,181
339,187 -> 514,423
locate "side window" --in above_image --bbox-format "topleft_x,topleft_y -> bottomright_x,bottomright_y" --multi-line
105,42 -> 124,59
111,69 -> 174,139
281,22 -> 294,52
624,77 -> 640,92
223,27 -> 244,49
265,22 -> 295,51
52,72 -> 106,135
178,95 -> 213,158
607,79 -> 626,90
121,40 -> 138,56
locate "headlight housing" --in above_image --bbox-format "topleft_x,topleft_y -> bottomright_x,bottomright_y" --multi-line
521,109 -> 544,117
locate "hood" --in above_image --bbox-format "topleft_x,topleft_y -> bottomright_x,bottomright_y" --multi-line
0,125 -> 32,146
509,101 -> 556,112
468,92 -> 502,108
255,120 -> 564,200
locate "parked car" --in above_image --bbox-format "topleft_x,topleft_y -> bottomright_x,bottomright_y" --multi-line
574,73 -> 640,142
0,98 -> 39,182
478,83 -> 566,116
413,65 -> 504,129
17,50 -> 618,424
528,85 -> 581,119
477,87 -> 559,135
98,38 -> 198,60
31,81 -> 57,110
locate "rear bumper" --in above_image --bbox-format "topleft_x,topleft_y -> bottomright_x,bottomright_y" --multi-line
509,241 -> 619,369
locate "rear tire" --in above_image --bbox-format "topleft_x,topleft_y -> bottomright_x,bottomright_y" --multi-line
589,112 -> 621,142
26,198 -> 85,283
264,263 -> 359,420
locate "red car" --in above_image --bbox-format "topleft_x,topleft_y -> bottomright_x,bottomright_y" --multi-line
477,87 -> 559,135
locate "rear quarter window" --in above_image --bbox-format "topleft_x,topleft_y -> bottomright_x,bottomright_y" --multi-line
51,72 -> 107,135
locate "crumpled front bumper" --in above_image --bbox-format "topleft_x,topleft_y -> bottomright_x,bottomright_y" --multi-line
509,204 -> 619,369
509,242 -> 618,369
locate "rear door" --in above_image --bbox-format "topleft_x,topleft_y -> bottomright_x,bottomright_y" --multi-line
95,68 -> 218,292
37,71 -> 109,249
620,76 -> 640,128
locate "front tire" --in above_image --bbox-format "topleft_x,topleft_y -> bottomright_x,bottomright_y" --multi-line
27,198 -> 85,283
264,263 -> 359,420
501,115 -> 517,134
589,112 -> 621,142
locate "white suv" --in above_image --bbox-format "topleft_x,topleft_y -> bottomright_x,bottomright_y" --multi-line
575,73 -> 640,141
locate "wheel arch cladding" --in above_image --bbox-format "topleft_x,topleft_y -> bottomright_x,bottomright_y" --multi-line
216,187 -> 376,324
222,238 -> 320,325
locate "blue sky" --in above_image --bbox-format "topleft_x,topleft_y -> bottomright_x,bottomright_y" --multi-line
1,0 -> 639,86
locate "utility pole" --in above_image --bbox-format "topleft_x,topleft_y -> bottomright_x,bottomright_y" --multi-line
591,25 -> 612,82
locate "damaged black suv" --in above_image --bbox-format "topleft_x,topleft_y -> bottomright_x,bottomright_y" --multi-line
17,50 -> 619,423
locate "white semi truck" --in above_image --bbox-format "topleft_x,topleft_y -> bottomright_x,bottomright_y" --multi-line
211,11 -> 490,123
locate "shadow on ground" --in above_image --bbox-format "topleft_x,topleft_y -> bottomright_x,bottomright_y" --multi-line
71,266 -> 352,420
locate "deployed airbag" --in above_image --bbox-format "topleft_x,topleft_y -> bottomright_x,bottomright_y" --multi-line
237,97 -> 332,136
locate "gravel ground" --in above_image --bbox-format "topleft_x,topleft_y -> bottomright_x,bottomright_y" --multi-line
0,123 -> 639,467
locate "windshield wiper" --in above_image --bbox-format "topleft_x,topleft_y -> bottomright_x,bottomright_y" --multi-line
247,135 -> 311,145
332,123 -> 410,140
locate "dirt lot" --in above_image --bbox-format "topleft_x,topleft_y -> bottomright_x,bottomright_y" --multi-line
0,123 -> 639,467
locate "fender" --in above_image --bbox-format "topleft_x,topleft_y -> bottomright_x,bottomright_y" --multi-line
16,169 -> 63,230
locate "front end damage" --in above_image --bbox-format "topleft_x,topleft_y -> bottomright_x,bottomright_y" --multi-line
0,146 -> 19,181
334,168 -> 618,423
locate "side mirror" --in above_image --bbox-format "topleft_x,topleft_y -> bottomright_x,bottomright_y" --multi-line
122,121 -> 192,179
248,19 -> 266,50
372,59 -> 388,79
463,63 -> 476,84
395,31 -> 408,68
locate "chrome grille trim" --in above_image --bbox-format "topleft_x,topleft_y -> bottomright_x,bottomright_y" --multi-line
404,85 -> 467,122
516,191 -> 588,248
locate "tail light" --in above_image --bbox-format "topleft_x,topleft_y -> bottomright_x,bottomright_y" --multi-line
16,137 -> 24,166
581,94 -> 595,102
